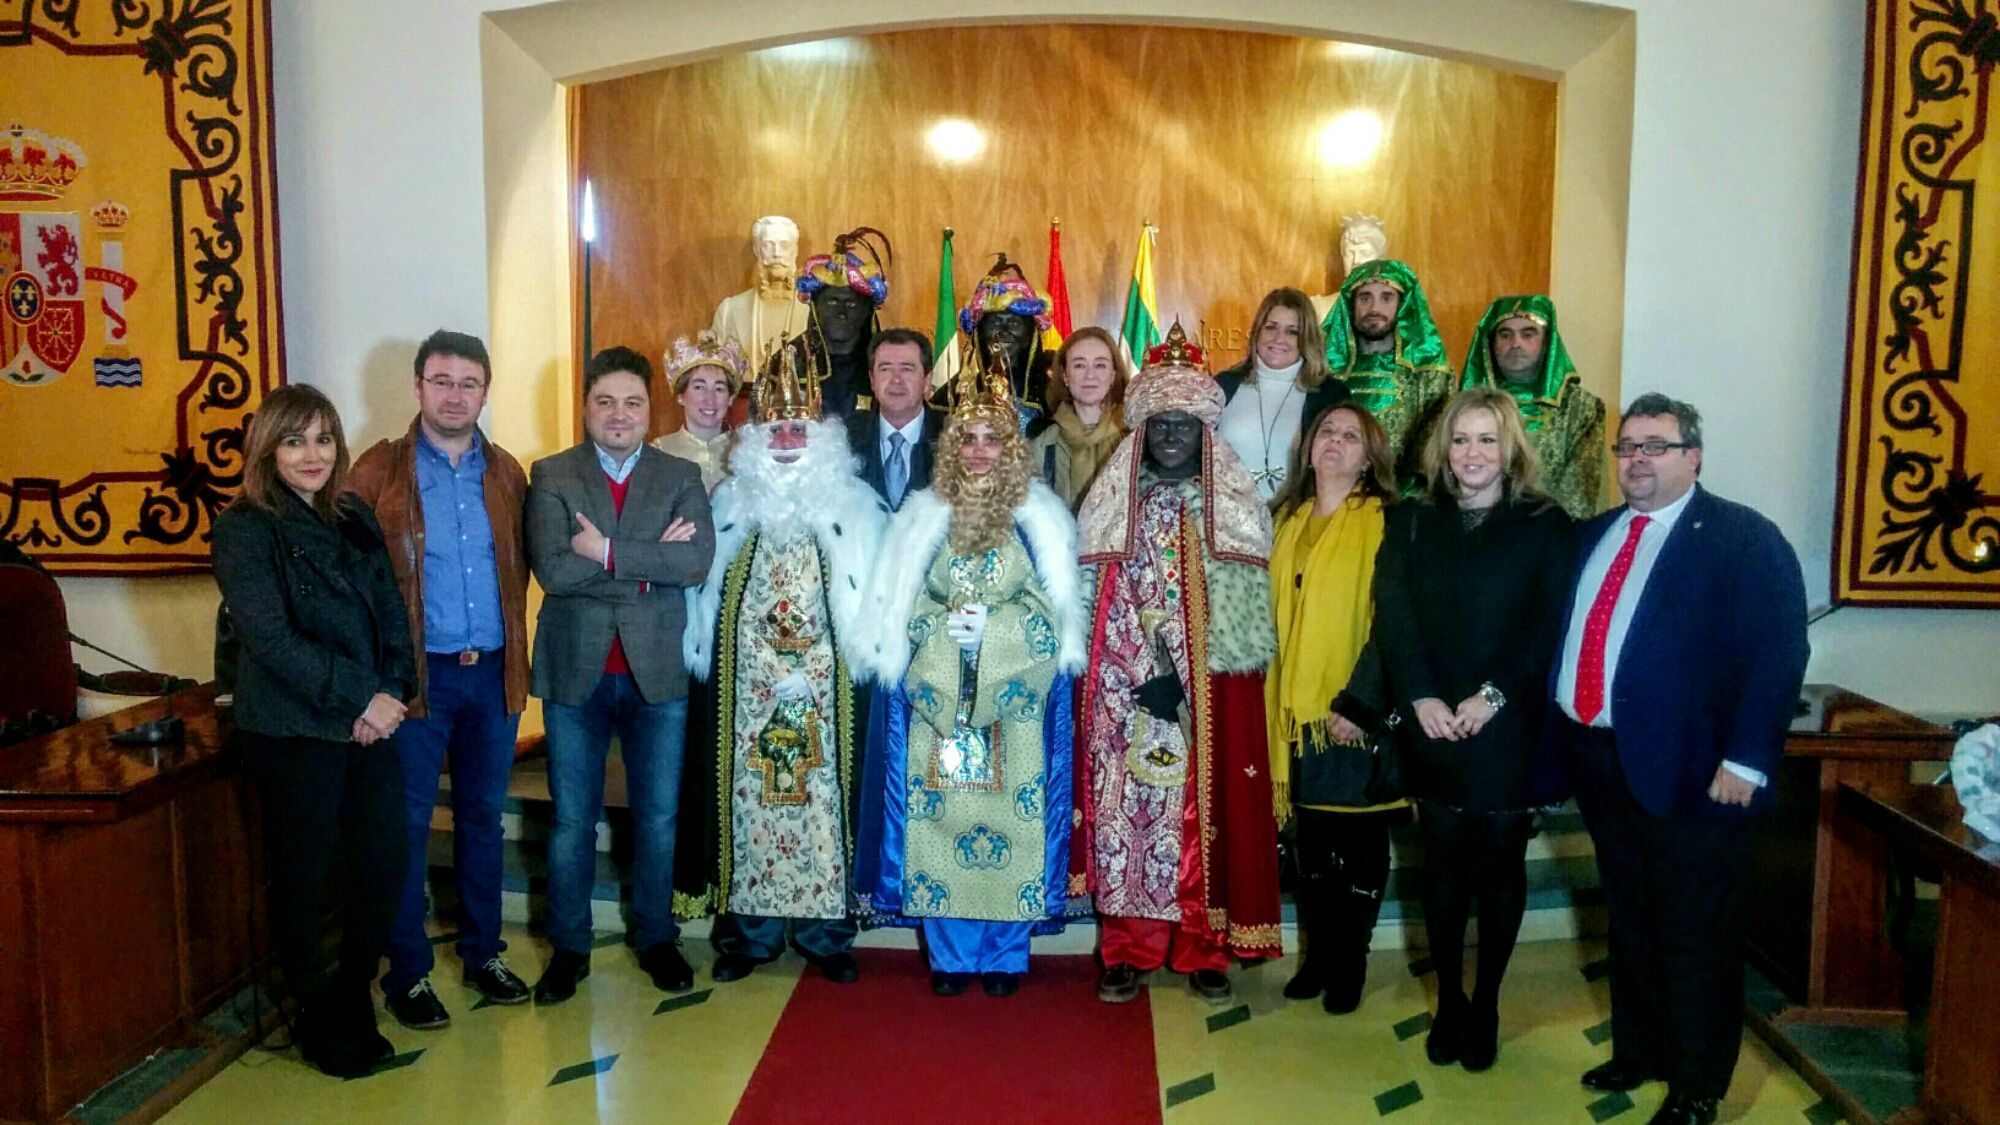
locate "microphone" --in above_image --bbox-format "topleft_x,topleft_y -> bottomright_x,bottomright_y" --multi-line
69,632 -> 193,746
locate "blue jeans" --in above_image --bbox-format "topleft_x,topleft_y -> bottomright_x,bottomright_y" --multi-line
542,673 -> 687,955
382,654 -> 520,993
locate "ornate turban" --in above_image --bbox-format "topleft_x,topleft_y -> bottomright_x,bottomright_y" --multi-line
1078,322 -> 1271,567
957,253 -> 1052,336
796,226 -> 891,307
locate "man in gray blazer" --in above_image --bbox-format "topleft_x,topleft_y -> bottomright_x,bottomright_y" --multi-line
525,346 -> 715,1003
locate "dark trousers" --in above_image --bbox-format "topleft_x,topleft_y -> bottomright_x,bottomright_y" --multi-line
1416,798 -> 1533,1008
240,730 -> 406,1019
1570,725 -> 1753,1100
714,912 -> 857,962
383,654 -> 520,993
1293,806 -> 1407,964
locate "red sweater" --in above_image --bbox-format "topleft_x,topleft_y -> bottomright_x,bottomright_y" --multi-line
603,473 -> 631,675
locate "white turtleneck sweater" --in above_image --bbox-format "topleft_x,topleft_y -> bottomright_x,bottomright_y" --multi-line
1217,355 -> 1307,501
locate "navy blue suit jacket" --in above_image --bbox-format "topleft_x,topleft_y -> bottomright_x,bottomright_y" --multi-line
1550,485 -> 1808,818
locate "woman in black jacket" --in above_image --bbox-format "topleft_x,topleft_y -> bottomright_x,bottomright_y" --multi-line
212,385 -> 415,1078
1372,387 -> 1574,1073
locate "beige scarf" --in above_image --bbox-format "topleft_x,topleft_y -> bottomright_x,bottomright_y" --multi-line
1053,402 -> 1125,499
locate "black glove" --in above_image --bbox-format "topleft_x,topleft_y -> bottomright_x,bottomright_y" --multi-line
1134,674 -> 1186,721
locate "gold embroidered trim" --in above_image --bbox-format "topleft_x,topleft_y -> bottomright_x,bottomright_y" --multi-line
712,533 -> 759,912
1184,509 -> 1218,921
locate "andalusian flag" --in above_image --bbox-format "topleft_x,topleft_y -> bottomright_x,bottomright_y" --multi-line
1042,218 -> 1072,355
930,226 -> 962,389
1117,221 -> 1161,365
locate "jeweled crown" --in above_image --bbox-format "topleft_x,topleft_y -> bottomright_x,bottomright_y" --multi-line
751,336 -> 823,423
666,329 -> 748,393
947,338 -> 1020,427
1142,320 -> 1208,371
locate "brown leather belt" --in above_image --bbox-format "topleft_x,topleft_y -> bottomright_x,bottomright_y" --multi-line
429,650 -> 493,666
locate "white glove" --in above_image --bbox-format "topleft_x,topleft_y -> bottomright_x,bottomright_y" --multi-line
773,670 -> 814,702
944,604 -> 989,653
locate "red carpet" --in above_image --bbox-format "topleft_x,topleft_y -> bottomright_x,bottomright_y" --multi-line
731,950 -> 1160,1124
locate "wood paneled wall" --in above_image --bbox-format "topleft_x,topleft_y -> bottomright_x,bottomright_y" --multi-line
575,25 -> 1556,433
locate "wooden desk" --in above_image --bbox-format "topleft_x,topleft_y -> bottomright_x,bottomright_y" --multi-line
1837,783 -> 2000,1125
1746,684 -> 1955,1014
0,686 -> 263,1123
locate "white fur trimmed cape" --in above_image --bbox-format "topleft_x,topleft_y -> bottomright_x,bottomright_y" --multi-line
850,481 -> 1087,686
683,471 -> 890,681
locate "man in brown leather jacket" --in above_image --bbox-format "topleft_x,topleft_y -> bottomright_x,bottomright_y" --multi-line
349,329 -> 533,1029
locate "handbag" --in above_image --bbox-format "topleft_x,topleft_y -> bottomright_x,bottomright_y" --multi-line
1291,710 -> 1404,807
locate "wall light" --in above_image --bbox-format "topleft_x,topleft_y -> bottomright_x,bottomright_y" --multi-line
755,38 -> 869,64
926,118 -> 987,164
1324,41 -> 1384,60
1316,110 -> 1384,169
580,180 -> 597,244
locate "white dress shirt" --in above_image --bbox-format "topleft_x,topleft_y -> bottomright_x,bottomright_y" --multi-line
1555,487 -> 1765,786
878,411 -> 926,465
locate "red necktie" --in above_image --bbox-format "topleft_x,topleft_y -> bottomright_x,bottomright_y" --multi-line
1573,514 -> 1651,724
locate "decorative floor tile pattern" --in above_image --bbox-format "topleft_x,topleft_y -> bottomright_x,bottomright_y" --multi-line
351,1050 -> 426,1081
161,927 -> 1830,1124
1393,1011 -> 1434,1041
548,1054 -> 618,1087
1583,1016 -> 1615,1046
1375,1080 -> 1424,1115
1164,1073 -> 1216,1108
655,989 -> 713,1016
1586,1090 -> 1635,1121
1205,1005 -> 1251,1033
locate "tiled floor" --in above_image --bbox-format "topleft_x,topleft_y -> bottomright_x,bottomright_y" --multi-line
160,926 -> 1839,1123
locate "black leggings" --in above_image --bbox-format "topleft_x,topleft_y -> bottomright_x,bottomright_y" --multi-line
240,730 -> 406,1015
1417,798 -> 1533,1005
1293,806 -> 1410,958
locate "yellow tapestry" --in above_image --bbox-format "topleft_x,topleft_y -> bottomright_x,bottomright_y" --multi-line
0,0 -> 281,575
1835,0 -> 2000,606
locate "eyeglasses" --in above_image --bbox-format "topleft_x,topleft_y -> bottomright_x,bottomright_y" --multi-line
1612,440 -> 1692,458
422,376 -> 487,394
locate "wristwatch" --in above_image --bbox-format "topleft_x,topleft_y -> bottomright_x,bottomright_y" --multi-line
1478,682 -> 1506,712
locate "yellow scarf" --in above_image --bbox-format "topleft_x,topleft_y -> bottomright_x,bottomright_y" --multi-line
1265,493 -> 1385,811
1052,402 -> 1125,500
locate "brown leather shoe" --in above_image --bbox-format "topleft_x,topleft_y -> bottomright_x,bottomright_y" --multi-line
1097,963 -> 1142,1003
1189,968 -> 1233,1004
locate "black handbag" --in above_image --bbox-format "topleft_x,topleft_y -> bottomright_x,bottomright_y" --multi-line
1291,710 -> 1404,807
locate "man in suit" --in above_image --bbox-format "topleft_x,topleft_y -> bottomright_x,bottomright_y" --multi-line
844,327 -> 944,511
525,346 -> 715,1004
1554,393 -> 1808,1125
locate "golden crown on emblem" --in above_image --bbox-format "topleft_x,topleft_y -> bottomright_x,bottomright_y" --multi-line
751,335 -> 823,423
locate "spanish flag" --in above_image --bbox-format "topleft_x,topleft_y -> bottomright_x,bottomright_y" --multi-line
1117,221 -> 1160,366
1042,217 -> 1072,355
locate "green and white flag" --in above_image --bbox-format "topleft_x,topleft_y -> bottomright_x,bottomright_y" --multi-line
930,226 -> 962,389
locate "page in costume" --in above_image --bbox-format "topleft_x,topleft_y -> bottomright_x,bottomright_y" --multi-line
1458,294 -> 1607,519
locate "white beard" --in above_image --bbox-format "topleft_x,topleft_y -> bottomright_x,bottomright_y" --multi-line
726,419 -> 862,541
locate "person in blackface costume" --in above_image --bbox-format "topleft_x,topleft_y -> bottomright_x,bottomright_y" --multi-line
673,343 -> 889,984
1075,323 -> 1284,1007
852,347 -> 1087,998
949,254 -> 1056,428
795,227 -> 892,419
